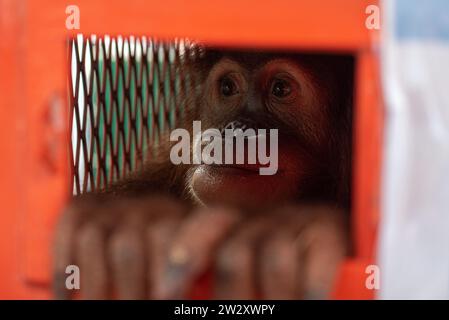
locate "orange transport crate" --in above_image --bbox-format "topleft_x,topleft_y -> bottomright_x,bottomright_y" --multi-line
0,0 -> 382,299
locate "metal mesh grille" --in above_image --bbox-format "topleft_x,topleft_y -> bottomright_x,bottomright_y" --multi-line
69,35 -> 197,194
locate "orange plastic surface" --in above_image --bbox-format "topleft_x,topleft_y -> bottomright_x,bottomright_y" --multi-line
0,0 -> 382,299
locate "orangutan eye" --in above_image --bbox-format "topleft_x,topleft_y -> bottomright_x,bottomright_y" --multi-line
220,76 -> 239,97
270,79 -> 292,98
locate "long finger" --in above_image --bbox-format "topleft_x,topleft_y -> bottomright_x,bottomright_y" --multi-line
53,197 -> 97,299
259,229 -> 305,299
154,208 -> 240,299
109,225 -> 146,299
76,222 -> 109,299
301,209 -> 348,299
214,218 -> 273,299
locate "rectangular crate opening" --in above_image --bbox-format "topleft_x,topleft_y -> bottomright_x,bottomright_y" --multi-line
70,35 -> 355,207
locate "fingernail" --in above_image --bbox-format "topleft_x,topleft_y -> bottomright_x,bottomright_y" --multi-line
157,246 -> 192,299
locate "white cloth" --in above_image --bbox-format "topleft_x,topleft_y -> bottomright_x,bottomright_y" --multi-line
379,0 -> 449,299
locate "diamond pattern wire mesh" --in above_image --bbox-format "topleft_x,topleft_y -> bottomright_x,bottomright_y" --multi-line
69,35 -> 198,194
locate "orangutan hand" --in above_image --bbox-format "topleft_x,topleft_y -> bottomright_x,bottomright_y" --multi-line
53,195 -> 348,299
